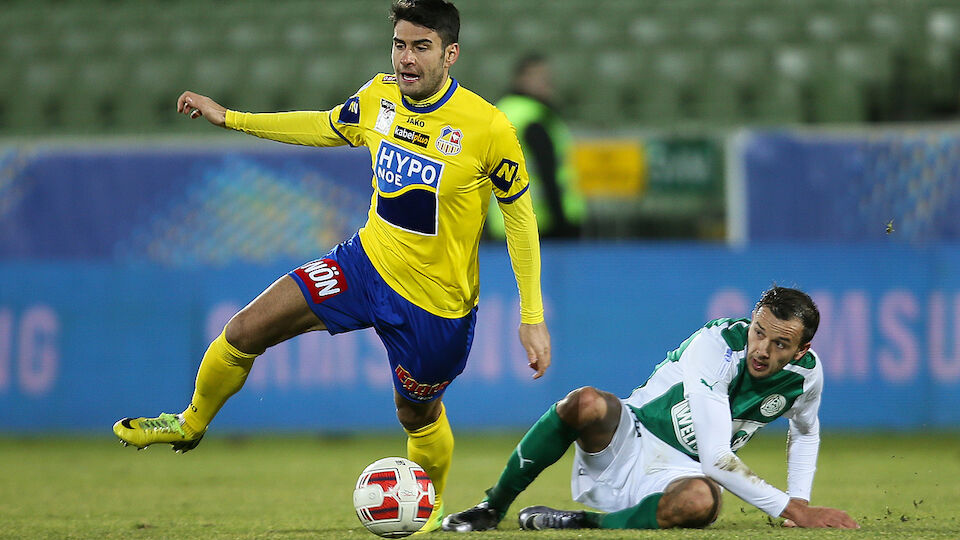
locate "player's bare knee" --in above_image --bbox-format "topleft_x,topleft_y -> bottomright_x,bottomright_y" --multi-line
657,477 -> 722,529
395,394 -> 442,431
556,386 -> 612,429
223,313 -> 265,355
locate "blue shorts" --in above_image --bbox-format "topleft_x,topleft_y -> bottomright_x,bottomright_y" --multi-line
289,234 -> 477,403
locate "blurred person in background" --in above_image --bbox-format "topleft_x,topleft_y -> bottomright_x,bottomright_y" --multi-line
111,0 -> 551,533
486,53 -> 585,240
443,287 -> 859,532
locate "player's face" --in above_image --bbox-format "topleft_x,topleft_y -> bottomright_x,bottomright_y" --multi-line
392,20 -> 459,101
746,307 -> 811,379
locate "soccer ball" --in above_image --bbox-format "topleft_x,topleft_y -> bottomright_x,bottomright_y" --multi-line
353,457 -> 435,538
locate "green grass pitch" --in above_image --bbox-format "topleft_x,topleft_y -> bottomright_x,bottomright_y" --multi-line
1,431 -> 958,539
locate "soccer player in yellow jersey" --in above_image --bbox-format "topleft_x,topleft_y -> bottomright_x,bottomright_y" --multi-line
112,0 -> 550,533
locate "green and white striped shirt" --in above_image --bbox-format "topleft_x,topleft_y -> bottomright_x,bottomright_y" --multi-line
626,318 -> 822,516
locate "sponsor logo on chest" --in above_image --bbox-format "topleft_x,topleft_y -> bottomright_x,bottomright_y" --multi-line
374,140 -> 444,193
393,125 -> 430,148
671,399 -> 698,454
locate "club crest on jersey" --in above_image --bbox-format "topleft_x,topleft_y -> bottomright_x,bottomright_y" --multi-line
393,125 -> 430,148
338,96 -> 360,124
759,394 -> 787,417
374,99 -> 396,135
435,125 -> 462,155
293,259 -> 348,304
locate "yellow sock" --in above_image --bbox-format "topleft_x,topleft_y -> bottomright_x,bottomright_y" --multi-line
181,330 -> 256,435
406,403 -> 454,501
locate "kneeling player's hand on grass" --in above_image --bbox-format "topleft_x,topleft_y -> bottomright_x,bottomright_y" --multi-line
781,498 -> 859,529
177,91 -> 227,127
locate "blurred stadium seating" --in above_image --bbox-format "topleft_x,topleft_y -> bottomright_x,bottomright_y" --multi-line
2,0 -> 960,135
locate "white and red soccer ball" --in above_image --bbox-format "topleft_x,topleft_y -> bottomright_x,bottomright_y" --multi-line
353,457 -> 435,538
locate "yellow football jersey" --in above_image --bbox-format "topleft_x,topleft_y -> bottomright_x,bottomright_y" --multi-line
226,74 -> 544,323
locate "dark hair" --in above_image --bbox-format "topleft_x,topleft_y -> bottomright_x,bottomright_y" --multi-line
390,0 -> 460,47
513,52 -> 547,79
755,286 -> 820,344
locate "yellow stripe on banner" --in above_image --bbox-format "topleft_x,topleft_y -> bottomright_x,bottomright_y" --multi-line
572,140 -> 646,197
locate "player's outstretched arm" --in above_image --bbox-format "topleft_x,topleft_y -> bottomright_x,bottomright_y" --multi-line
780,498 -> 859,529
518,321 -> 551,379
177,91 -> 227,127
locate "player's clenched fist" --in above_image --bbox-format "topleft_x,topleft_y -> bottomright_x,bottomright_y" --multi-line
176,91 -> 227,127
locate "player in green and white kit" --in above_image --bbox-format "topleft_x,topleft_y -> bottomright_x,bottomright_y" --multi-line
443,287 -> 859,531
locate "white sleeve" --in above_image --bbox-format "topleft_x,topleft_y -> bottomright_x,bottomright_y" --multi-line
782,366 -> 823,501
785,417 -> 819,501
681,333 -> 791,517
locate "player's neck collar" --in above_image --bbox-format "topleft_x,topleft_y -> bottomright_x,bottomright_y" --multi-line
401,77 -> 457,113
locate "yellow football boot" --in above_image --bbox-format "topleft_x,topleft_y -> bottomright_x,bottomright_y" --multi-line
413,498 -> 444,535
113,413 -> 204,453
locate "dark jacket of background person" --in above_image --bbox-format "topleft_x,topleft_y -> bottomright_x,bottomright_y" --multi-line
487,56 -> 585,240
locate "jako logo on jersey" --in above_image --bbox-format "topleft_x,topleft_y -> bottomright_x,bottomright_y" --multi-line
394,364 -> 450,401
293,259 -> 348,304
490,158 -> 519,192
435,125 -> 462,155
406,116 -> 425,127
393,125 -> 430,148
375,140 -> 444,192
338,96 -> 360,124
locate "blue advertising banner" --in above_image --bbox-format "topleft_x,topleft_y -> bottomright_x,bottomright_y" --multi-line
0,142 -> 372,263
2,244 -> 959,432
741,129 -> 960,242
2,141 -> 958,432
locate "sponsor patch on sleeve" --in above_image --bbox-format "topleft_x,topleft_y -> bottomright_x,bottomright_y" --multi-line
338,96 -> 360,124
490,158 -> 519,192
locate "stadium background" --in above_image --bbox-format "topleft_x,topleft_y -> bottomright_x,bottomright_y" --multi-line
3,0 -> 960,435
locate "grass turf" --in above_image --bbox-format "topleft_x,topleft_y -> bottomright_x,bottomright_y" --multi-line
0,431 -> 958,539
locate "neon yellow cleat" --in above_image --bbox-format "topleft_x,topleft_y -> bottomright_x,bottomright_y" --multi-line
413,498 -> 444,535
113,413 -> 204,453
